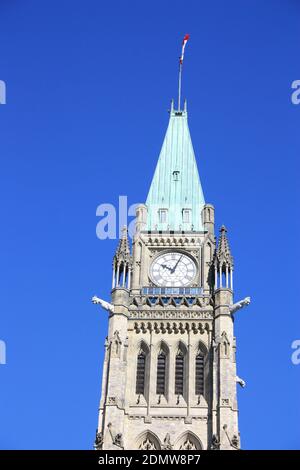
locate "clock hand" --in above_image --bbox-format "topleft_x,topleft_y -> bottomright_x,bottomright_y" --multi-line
161,263 -> 173,272
171,255 -> 183,273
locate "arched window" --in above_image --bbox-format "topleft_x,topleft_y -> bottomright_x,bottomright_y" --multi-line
195,352 -> 204,395
180,438 -> 197,450
175,350 -> 184,395
139,437 -> 157,450
175,432 -> 202,450
156,351 -> 166,395
135,351 -> 146,395
137,431 -> 161,450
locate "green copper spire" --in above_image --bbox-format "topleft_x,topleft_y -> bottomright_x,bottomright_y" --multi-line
146,100 -> 205,231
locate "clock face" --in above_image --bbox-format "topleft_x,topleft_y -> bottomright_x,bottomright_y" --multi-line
150,252 -> 197,287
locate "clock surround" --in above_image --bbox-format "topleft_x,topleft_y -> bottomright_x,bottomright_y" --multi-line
149,250 -> 198,287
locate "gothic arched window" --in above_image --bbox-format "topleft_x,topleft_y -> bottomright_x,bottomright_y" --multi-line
195,352 -> 204,395
139,437 -> 157,450
156,351 -> 166,395
175,350 -> 184,395
135,351 -> 146,395
175,432 -> 203,450
180,438 -> 197,450
137,432 -> 161,450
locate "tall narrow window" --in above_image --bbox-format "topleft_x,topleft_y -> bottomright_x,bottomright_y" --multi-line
136,351 -> 146,395
175,350 -> 184,395
158,209 -> 168,224
156,351 -> 166,395
182,209 -> 191,223
195,352 -> 204,395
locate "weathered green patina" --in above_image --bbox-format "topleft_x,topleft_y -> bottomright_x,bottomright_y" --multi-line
146,102 -> 205,231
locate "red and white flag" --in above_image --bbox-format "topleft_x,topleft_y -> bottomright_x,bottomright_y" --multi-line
179,34 -> 190,64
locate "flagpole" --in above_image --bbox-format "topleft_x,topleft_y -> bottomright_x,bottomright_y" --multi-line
178,34 -> 189,112
178,61 -> 182,111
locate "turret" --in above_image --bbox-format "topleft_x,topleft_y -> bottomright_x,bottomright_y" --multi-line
214,225 -> 234,291
111,226 -> 132,291
135,204 -> 148,234
202,204 -> 215,235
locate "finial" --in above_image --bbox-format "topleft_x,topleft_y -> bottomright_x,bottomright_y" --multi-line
184,99 -> 187,112
220,225 -> 227,233
121,226 -> 128,238
170,99 -> 174,113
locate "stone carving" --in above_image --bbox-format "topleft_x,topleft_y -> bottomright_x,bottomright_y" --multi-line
132,296 -> 212,309
218,331 -> 230,357
114,330 -> 121,341
106,396 -> 117,405
179,438 -> 197,450
134,320 -> 210,335
145,237 -> 201,247
211,434 -> 220,450
92,296 -> 114,313
111,331 -> 122,357
129,310 -> 213,320
236,375 -> 246,388
107,423 -> 124,449
106,396 -> 124,409
190,250 -> 201,257
114,433 -> 124,448
221,331 -> 230,343
123,336 -> 129,361
231,435 -> 240,449
229,297 -> 251,315
184,416 -> 193,424
93,429 -> 103,450
162,433 -> 173,450
139,437 -> 157,450
128,415 -> 207,422
223,425 -> 240,450
221,398 -> 230,406
192,322 -> 205,334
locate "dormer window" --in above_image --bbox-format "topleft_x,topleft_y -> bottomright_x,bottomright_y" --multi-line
182,209 -> 191,223
173,171 -> 180,181
159,209 -> 168,224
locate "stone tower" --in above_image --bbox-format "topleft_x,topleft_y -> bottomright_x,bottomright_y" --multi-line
93,100 -> 249,451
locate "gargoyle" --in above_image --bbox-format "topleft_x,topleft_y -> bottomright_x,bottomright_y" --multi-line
92,296 -> 114,313
107,422 -> 124,449
114,433 -> 124,449
94,429 -> 103,450
236,376 -> 246,388
223,424 -> 240,450
211,434 -> 220,450
229,297 -> 251,315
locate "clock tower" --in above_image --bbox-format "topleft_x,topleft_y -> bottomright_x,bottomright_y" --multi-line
93,99 -> 249,451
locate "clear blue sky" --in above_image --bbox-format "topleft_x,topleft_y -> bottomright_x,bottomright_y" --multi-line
0,0 -> 299,450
